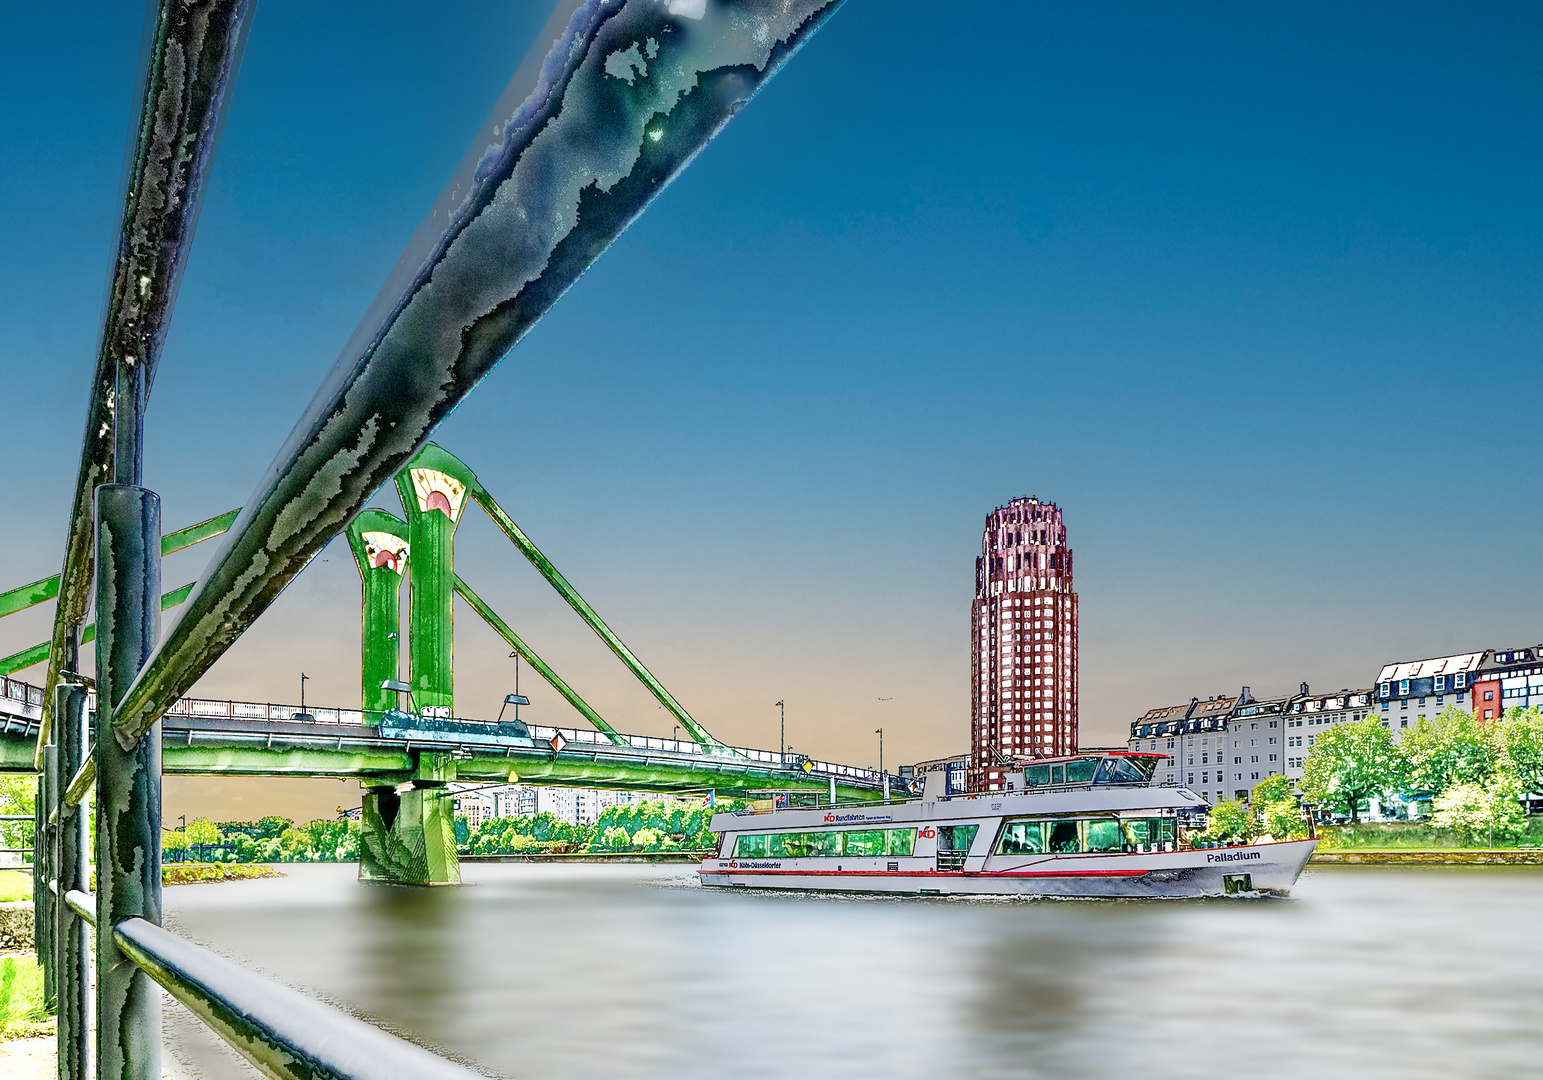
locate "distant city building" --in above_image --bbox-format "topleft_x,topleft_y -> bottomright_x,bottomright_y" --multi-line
1375,652 -> 1480,724
1471,645 -> 1543,720
1118,644 -> 1543,819
1127,692 -> 1243,804
1282,689 -> 1375,785
1126,685 -> 1378,806
449,785 -> 658,828
970,496 -> 1079,791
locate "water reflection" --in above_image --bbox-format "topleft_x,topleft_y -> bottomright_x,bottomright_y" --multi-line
160,864 -> 1543,1080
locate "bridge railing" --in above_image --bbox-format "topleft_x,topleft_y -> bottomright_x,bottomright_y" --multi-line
8,673 -> 892,787
2,677 -> 43,708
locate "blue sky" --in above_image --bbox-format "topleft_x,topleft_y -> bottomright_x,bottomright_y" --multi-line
3,1 -> 1541,775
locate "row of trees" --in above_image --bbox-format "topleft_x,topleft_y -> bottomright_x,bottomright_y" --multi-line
155,798 -> 730,865
163,817 -> 360,863
463,798 -> 739,856
1297,705 -> 1543,843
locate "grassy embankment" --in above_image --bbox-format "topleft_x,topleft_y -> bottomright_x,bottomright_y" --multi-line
1318,818 -> 1543,850
0,872 -> 27,903
162,863 -> 283,885
1310,820 -> 1543,864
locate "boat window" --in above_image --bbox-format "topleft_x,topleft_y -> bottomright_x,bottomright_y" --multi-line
1084,819 -> 1123,853
940,824 -> 979,853
1050,765 -> 1065,784
1047,820 -> 1080,853
998,821 -> 1045,855
1121,818 -> 1157,847
1094,757 -> 1149,784
843,830 -> 886,857
733,834 -> 768,858
1064,758 -> 1098,783
778,831 -> 840,858
732,828 -> 916,859
1024,764 -> 1050,786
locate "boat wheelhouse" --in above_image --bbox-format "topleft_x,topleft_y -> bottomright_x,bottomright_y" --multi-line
699,752 -> 1315,899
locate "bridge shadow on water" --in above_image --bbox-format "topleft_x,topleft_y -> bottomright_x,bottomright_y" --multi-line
159,863 -> 1543,1080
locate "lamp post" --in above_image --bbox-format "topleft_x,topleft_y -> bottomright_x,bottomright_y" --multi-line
295,672 -> 313,722
875,728 -> 883,775
775,700 -> 785,767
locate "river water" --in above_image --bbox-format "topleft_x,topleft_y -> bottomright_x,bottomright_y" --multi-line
159,863 -> 1543,1079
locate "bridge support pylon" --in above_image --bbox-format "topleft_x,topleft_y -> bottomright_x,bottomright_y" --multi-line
357,752 -> 460,885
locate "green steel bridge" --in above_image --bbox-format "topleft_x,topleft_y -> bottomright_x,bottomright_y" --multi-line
1,442 -> 901,887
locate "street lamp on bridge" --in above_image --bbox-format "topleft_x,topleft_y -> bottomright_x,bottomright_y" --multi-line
775,700 -> 785,767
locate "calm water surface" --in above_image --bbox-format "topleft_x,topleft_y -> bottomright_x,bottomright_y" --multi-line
160,863 -> 1543,1079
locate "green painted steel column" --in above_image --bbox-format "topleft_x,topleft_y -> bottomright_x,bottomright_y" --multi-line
55,683 -> 89,1080
94,485 -> 163,1080
357,761 -> 459,886
344,511 -> 410,724
395,446 -> 471,718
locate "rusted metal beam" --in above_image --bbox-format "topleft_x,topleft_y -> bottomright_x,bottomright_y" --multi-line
37,0 -> 256,765
109,0 -> 847,746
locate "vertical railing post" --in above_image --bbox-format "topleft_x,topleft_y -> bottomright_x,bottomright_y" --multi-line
38,743 -> 59,1009
56,682 -> 89,1080
94,485 -> 162,1080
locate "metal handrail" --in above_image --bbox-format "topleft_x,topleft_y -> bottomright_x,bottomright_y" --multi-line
60,890 -> 479,1080
114,918 -> 482,1080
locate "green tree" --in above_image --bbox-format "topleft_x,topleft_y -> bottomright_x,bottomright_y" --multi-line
1251,775 -> 1307,840
1492,706 -> 1543,792
162,829 -> 189,863
1432,774 -> 1525,847
1300,716 -> 1405,822
186,817 -> 221,862
1398,707 -> 1494,795
1200,798 -> 1253,842
0,775 -> 35,853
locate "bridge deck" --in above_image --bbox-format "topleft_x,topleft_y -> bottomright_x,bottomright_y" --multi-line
0,677 -> 894,798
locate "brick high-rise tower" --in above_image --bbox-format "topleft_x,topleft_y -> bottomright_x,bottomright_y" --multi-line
970,497 -> 1079,791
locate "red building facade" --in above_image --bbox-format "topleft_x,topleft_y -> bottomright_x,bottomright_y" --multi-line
969,497 -> 1079,791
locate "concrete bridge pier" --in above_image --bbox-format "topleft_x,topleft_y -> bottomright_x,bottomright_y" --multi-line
357,752 -> 460,886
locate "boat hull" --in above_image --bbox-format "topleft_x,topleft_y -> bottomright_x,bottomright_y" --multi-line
698,839 -> 1318,899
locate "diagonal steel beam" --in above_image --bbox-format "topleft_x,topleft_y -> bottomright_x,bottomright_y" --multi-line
110,0 -> 846,747
0,583 -> 197,679
452,573 -> 627,746
0,511 -> 236,622
466,483 -> 732,755
38,0 -> 256,765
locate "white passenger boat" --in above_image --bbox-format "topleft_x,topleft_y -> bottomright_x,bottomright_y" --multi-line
700,752 -> 1316,898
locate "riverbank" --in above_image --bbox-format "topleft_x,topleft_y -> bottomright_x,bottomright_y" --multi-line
163,863 -> 285,885
1310,849 -> 1543,865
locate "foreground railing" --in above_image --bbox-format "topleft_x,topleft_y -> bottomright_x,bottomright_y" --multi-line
63,890 -> 481,1080
29,2 -> 847,1078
